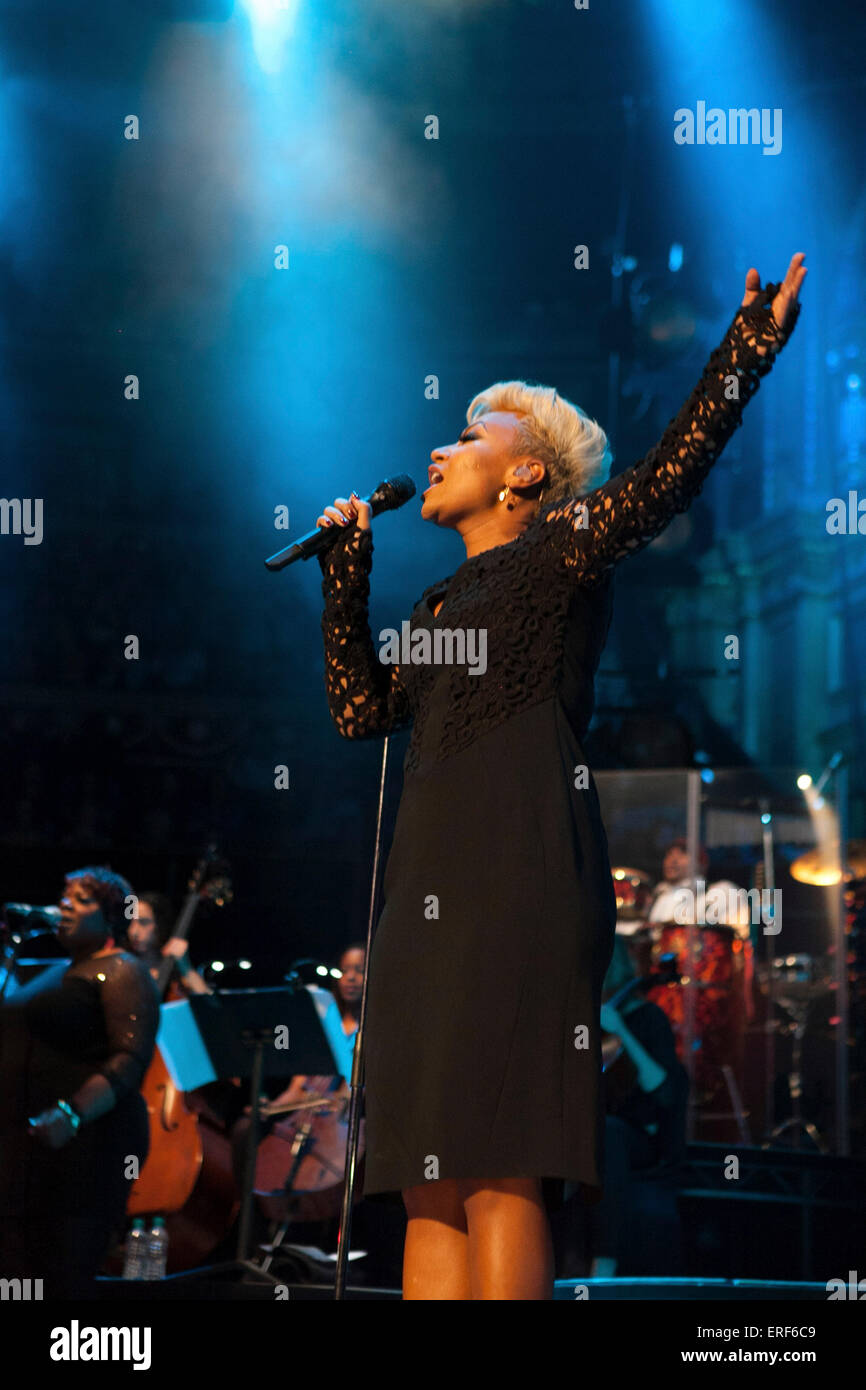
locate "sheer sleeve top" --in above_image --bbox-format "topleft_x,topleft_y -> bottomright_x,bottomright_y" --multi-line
319,288 -> 800,771
0,951 -> 160,1128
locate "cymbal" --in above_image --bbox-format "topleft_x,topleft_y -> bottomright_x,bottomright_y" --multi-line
790,841 -> 866,886
611,867 -> 653,885
611,866 -> 653,920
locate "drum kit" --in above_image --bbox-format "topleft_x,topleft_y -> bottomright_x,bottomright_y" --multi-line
611,841 -> 866,1149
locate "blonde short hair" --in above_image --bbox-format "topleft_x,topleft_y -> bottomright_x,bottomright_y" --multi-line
466,379 -> 613,503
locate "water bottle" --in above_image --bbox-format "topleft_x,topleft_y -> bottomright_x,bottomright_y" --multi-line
122,1218 -> 148,1280
144,1216 -> 169,1280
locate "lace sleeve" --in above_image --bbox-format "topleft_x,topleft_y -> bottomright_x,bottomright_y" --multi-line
543,286 -> 802,584
97,955 -> 160,1100
319,526 -> 413,739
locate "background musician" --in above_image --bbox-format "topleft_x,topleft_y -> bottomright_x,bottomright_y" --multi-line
647,838 -> 753,1115
126,890 -> 211,995
649,838 -> 750,938
226,942 -> 403,1283
0,866 -> 160,1297
229,943 -> 364,1200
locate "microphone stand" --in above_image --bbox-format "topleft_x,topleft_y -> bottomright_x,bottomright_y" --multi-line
0,928 -> 22,1001
264,487 -> 409,1295
334,735 -> 391,1300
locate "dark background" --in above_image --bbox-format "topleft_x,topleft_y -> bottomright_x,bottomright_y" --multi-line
2,0 -> 864,978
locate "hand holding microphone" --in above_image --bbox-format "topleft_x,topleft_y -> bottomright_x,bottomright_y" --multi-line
264,475 -> 415,571
316,492 -> 372,533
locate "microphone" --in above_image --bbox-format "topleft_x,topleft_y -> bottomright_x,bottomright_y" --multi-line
264,475 -> 417,572
3,903 -> 62,928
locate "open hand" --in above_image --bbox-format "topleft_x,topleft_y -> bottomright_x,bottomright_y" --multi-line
741,252 -> 807,333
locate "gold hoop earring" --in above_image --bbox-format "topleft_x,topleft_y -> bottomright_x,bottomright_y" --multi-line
498,486 -> 516,510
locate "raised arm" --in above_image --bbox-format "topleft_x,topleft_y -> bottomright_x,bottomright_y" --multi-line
543,256 -> 806,584
318,498 -> 412,739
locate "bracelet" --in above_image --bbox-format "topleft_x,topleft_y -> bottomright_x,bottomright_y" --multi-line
56,1099 -> 82,1134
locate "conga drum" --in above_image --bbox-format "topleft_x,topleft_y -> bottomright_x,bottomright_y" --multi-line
611,867 -> 655,977
649,923 -> 749,1106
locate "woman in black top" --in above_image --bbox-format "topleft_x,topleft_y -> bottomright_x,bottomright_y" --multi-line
0,867 -> 160,1297
316,257 -> 806,1299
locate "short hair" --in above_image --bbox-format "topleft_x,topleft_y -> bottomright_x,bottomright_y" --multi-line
666,838 -> 710,873
65,865 -> 133,935
466,379 -> 613,503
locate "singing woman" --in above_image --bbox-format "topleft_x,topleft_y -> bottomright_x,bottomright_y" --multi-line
315,256 -> 806,1300
0,867 -> 160,1296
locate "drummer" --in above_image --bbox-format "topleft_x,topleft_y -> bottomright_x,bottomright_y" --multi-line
648,839 -> 750,939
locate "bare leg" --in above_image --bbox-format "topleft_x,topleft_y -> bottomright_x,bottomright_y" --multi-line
462,1177 -> 554,1300
402,1179 -> 471,1300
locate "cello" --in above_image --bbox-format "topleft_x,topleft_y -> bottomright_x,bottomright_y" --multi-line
254,1069 -> 366,1224
127,849 -> 232,1222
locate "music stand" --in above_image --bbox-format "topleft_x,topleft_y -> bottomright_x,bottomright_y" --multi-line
158,984 -> 346,1284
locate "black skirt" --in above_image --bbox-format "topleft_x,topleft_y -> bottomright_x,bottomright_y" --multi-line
363,695 -> 616,1208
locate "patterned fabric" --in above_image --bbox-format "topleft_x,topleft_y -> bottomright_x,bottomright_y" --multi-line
319,288 -> 799,771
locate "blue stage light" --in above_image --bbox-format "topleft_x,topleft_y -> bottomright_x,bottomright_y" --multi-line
240,0 -> 301,73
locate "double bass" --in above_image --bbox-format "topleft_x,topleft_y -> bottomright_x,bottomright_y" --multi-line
127,850 -> 237,1266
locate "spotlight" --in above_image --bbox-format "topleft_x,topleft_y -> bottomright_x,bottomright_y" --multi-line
285,957 -> 331,987
797,774 -> 812,790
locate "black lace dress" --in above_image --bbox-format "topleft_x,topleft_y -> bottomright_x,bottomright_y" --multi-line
0,951 -> 160,1292
319,290 -> 799,1204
